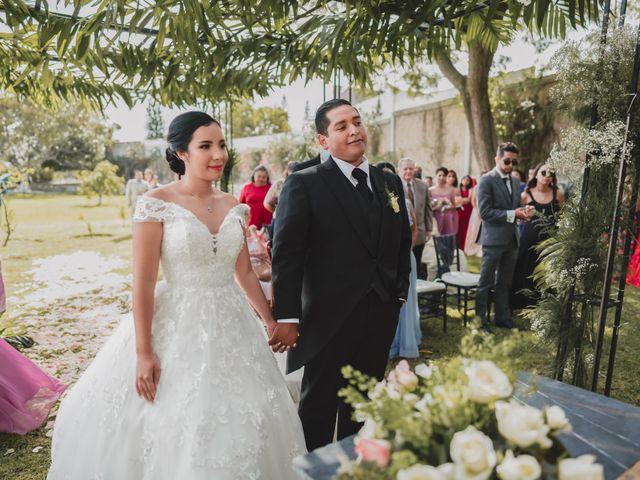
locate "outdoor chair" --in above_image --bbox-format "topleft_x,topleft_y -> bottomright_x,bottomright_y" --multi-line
415,279 -> 448,332
432,233 -> 480,327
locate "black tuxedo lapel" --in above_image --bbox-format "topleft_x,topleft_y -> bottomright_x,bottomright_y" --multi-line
369,167 -> 389,253
318,158 -> 375,255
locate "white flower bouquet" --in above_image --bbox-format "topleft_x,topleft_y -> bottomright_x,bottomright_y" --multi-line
337,334 -> 603,480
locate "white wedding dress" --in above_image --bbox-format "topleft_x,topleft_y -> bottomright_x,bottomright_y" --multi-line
48,197 -> 306,480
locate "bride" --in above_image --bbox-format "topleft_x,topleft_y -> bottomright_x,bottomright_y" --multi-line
48,112 -> 306,479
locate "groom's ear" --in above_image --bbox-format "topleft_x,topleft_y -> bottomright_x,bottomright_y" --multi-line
316,133 -> 329,151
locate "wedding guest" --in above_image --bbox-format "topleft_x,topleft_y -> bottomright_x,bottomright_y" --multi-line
513,169 -> 527,193
456,175 -> 474,250
463,180 -> 482,257
0,338 -> 66,435
511,163 -> 564,309
398,158 -> 433,279
446,169 -> 460,190
144,168 -> 159,189
476,143 -> 534,332
239,165 -> 273,229
390,198 -> 421,359
413,165 -> 423,180
425,176 -> 433,188
264,161 -> 299,217
125,170 -> 149,216
430,167 -> 459,235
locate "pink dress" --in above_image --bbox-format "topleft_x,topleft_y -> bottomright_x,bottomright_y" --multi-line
0,339 -> 66,434
431,190 -> 459,235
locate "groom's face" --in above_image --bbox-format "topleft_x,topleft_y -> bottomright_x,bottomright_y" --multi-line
317,105 -> 367,164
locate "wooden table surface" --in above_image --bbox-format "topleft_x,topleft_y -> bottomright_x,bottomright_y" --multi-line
293,373 -> 640,479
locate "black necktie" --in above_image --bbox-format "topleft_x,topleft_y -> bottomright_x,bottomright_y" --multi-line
352,168 -> 373,205
503,177 -> 512,195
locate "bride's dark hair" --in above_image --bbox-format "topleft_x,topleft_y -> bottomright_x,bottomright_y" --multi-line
166,111 -> 220,175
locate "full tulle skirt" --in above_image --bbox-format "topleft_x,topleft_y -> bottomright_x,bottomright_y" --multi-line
47,281 -> 305,480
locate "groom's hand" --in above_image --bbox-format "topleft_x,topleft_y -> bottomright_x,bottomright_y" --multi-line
268,323 -> 298,353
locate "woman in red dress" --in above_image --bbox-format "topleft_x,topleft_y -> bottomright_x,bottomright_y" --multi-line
456,175 -> 474,250
238,165 -> 273,229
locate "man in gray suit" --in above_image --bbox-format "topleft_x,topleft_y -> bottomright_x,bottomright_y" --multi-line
476,143 -> 534,332
398,158 -> 433,279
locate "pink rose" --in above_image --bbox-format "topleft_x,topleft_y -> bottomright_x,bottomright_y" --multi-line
354,438 -> 391,468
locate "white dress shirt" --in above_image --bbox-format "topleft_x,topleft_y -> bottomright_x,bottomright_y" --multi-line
494,166 -> 516,223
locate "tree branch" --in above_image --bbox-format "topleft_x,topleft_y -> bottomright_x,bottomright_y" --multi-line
435,50 -> 466,92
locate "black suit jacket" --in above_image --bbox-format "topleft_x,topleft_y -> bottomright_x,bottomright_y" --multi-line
271,157 -> 412,373
292,154 -> 321,173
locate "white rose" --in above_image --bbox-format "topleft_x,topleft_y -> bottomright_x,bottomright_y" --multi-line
465,360 -> 513,403
368,381 -> 386,400
496,450 -> 541,480
358,417 -> 377,439
450,426 -> 496,480
386,383 -> 402,400
437,463 -> 455,479
397,464 -> 446,480
397,370 -> 419,391
495,401 -> 552,449
558,455 -> 604,480
415,363 -> 433,379
403,393 -> 419,405
545,405 -> 570,431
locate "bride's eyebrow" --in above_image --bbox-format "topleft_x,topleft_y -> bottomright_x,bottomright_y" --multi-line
198,140 -> 213,145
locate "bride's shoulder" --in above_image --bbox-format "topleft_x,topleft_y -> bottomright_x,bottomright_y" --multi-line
144,183 -> 179,203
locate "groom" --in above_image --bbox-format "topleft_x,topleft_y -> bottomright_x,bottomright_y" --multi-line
270,99 -> 411,451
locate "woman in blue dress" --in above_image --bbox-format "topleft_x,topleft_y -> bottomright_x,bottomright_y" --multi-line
389,198 -> 421,358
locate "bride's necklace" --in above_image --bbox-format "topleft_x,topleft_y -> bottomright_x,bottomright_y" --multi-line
184,185 -> 215,214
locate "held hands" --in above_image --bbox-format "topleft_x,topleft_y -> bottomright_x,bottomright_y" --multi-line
136,352 -> 161,403
515,205 -> 536,220
268,323 -> 298,353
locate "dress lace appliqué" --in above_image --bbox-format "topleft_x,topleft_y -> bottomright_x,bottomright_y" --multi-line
47,198 -> 305,480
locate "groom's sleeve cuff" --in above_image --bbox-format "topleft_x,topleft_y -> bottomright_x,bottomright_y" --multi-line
506,210 -> 515,223
277,318 -> 300,324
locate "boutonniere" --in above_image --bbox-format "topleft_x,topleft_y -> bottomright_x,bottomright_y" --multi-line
385,185 -> 400,213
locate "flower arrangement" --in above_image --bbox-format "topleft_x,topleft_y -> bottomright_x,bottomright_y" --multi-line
336,334 -> 603,480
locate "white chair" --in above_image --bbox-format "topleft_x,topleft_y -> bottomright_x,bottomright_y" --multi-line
432,234 -> 480,327
415,279 -> 448,332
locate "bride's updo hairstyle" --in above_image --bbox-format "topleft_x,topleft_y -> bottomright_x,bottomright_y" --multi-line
166,111 -> 220,176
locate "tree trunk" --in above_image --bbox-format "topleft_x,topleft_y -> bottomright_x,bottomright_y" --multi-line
435,43 -> 497,172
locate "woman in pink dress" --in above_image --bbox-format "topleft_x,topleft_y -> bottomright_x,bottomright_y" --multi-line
464,182 -> 482,257
430,167 -> 459,235
0,339 -> 66,435
238,165 -> 273,229
456,175 -> 474,250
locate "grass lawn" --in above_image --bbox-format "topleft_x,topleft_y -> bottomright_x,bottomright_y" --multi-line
0,193 -> 639,479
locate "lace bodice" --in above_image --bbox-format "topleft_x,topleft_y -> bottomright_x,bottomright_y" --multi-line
133,197 -> 249,288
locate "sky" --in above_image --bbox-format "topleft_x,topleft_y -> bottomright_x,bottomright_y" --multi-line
104,31 -> 583,144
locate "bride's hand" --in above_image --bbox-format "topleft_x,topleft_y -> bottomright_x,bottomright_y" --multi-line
265,318 -> 278,338
136,352 -> 161,403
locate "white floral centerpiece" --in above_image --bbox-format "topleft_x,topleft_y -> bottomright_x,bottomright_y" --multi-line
336,334 -> 603,480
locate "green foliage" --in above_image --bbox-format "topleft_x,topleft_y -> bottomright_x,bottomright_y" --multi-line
0,328 -> 36,350
489,71 -> 557,172
0,1 -> 600,108
145,102 -> 165,140
264,134 -> 317,174
523,27 -> 639,386
77,161 -> 125,206
231,103 -> 290,137
110,142 -> 158,180
0,95 -> 113,172
220,146 -> 238,193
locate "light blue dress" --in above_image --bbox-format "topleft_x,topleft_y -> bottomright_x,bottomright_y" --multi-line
389,202 -> 422,359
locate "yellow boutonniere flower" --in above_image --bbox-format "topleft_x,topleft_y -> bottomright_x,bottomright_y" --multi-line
385,187 -> 400,213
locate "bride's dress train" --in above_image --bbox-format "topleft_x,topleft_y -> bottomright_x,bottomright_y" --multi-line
48,197 -> 305,480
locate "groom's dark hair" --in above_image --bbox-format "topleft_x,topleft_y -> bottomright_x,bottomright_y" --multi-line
315,99 -> 355,136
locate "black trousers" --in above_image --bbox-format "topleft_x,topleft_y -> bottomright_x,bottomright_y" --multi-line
297,291 -> 400,451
